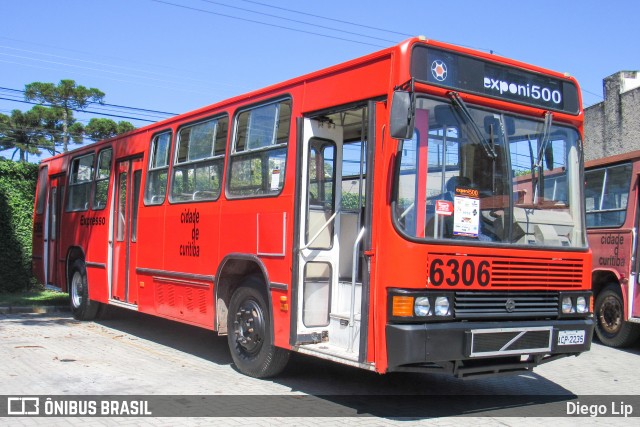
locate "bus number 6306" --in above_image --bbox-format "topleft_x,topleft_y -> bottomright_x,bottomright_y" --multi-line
429,256 -> 491,287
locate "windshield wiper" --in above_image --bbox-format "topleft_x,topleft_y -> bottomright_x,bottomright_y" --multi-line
535,111 -> 553,169
527,111 -> 553,205
447,91 -> 497,159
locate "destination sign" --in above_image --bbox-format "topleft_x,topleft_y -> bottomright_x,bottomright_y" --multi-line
410,46 -> 580,114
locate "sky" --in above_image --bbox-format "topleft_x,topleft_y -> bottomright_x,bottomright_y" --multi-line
1,0 -> 638,160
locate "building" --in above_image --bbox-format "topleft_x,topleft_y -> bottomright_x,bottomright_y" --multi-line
584,71 -> 640,162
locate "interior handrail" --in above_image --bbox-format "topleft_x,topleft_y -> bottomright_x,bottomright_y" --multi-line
348,226 -> 366,353
300,206 -> 340,250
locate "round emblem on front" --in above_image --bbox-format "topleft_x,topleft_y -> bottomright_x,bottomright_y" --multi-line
505,298 -> 516,313
431,60 -> 448,82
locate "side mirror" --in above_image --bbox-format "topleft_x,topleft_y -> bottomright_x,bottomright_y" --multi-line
389,90 -> 415,140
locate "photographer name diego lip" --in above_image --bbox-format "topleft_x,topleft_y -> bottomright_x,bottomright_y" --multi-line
567,401 -> 634,417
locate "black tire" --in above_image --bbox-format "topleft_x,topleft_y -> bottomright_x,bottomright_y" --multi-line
594,284 -> 640,347
227,281 -> 289,378
69,259 -> 100,321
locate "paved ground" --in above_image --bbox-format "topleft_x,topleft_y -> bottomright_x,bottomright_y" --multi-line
1,307 -> 639,426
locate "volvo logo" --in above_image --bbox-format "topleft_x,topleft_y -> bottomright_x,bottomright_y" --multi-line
431,60 -> 448,82
505,298 -> 516,313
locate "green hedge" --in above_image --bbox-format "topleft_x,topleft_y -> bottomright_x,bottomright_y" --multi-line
0,159 -> 38,292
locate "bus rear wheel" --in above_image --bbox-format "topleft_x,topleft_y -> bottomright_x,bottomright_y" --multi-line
227,282 -> 289,378
594,284 -> 640,348
69,259 -> 100,321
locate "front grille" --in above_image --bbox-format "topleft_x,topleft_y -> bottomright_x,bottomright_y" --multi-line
490,256 -> 584,289
455,291 -> 559,319
469,327 -> 552,357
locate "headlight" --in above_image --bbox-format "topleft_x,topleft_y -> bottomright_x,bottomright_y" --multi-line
388,290 -> 454,322
562,296 -> 575,313
435,296 -> 450,316
559,292 -> 592,317
576,296 -> 588,313
414,297 -> 431,317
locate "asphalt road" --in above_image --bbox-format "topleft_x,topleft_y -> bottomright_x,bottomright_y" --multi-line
1,307 -> 639,425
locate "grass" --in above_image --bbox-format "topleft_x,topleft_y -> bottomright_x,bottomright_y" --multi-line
0,289 -> 70,307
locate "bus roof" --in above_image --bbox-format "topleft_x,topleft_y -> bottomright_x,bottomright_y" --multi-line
40,36 -> 580,164
585,149 -> 640,169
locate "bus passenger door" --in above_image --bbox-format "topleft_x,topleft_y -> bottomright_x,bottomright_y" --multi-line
111,157 -> 143,306
45,175 -> 64,287
297,117 -> 366,357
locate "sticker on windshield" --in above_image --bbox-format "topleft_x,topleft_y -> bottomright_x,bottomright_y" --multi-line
453,186 -> 479,238
435,200 -> 454,216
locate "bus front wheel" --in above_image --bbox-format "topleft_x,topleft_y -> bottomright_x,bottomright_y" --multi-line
227,282 -> 289,378
594,284 -> 640,347
69,259 -> 100,321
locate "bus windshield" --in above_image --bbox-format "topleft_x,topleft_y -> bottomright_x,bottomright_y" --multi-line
394,96 -> 586,248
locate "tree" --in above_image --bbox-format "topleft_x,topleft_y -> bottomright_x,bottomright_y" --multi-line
84,118 -> 136,141
24,79 -> 105,152
117,120 -> 136,135
34,105 -> 81,155
0,107 -> 57,161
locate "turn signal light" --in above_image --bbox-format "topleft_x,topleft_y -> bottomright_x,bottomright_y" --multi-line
280,296 -> 288,312
392,296 -> 414,317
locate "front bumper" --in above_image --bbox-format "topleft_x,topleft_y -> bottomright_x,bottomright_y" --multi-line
386,318 -> 594,377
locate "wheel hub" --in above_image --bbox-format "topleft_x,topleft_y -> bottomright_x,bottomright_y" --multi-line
234,299 -> 265,354
71,272 -> 83,309
599,295 -> 622,334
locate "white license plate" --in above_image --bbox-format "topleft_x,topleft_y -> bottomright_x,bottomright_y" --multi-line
558,330 -> 585,346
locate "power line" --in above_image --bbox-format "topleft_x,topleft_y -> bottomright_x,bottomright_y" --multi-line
149,0 -> 386,48
0,86 -> 176,116
238,0 -> 413,38
0,57 -> 223,100
235,0 -> 499,55
0,87 -> 177,122
0,44 -> 232,91
581,88 -> 604,101
0,36 -> 245,91
0,123 -> 100,142
0,97 -> 158,123
0,50 -> 221,96
198,0 -> 398,44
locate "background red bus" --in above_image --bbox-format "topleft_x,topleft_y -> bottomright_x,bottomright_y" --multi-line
32,37 -> 594,378
585,150 -> 640,347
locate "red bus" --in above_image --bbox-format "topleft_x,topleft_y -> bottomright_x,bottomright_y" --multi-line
32,37 -> 594,378
585,150 -> 640,347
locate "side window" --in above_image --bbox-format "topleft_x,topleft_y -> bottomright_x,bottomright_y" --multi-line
585,163 -> 632,228
228,99 -> 291,197
341,140 -> 367,212
144,131 -> 172,205
92,148 -> 112,210
132,170 -> 142,241
306,139 -> 336,249
35,165 -> 48,214
170,116 -> 228,202
66,153 -> 95,212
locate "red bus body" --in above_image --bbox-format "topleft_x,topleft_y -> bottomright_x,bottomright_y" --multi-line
32,37 -> 594,378
585,150 -> 640,347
